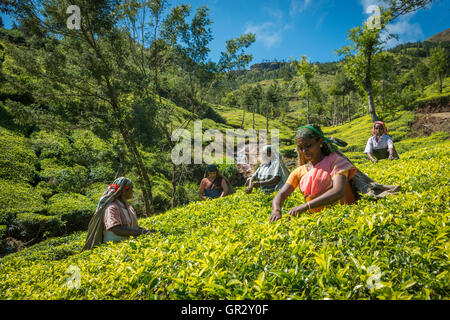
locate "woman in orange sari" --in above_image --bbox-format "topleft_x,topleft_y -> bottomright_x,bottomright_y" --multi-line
270,125 -> 358,222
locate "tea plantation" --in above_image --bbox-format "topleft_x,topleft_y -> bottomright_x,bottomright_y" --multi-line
0,117 -> 448,299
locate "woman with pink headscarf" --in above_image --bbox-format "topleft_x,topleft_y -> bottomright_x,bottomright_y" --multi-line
364,121 -> 399,163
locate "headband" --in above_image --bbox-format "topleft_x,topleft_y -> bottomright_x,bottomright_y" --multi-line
296,125 -> 338,152
108,184 -> 130,193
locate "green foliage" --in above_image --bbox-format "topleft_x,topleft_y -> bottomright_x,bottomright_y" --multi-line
85,182 -> 108,204
39,158 -> 90,194
0,225 -> 6,239
429,45 -> 448,93
47,193 -> 96,233
71,130 -> 112,166
30,130 -> 73,162
0,136 -> 448,299
0,126 -> 38,183
0,179 -> 45,225
417,76 -> 450,102
151,175 -> 172,213
14,212 -> 64,240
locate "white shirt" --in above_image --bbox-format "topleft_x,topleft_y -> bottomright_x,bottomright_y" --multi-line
364,134 -> 394,154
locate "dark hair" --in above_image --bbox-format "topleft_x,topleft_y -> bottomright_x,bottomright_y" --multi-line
204,164 -> 223,190
296,124 -> 331,156
205,164 -> 218,173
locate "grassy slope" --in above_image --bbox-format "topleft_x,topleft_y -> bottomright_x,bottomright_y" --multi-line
1,112 -> 448,300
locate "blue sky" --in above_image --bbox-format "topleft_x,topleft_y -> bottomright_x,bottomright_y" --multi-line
174,0 -> 449,64
1,0 -> 449,65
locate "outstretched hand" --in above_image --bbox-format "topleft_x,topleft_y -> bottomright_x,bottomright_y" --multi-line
269,210 -> 282,223
287,205 -> 307,219
141,228 -> 157,235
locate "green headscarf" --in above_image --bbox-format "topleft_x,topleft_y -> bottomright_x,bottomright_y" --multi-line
82,177 -> 133,251
296,125 -> 347,153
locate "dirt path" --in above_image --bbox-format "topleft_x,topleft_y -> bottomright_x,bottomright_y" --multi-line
411,102 -> 450,136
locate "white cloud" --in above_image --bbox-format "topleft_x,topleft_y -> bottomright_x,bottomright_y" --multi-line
289,0 -> 312,16
384,17 -> 424,47
359,0 -> 387,11
315,11 -> 330,29
359,0 -> 424,47
244,22 -> 283,48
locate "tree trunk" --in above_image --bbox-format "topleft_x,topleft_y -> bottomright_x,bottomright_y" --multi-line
347,94 -> 351,122
171,162 -> 177,209
365,51 -> 379,122
439,73 -> 443,94
333,97 -> 337,126
306,91 -> 310,124
366,86 -> 379,122
110,96 -> 153,216
241,108 -> 245,129
252,106 -> 255,130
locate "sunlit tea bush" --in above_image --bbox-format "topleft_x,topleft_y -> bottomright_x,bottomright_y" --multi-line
0,140 -> 448,300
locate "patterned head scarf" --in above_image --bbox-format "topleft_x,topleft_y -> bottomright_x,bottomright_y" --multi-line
372,121 -> 388,143
95,177 -> 133,212
372,121 -> 388,136
295,125 -> 348,166
82,177 -> 133,251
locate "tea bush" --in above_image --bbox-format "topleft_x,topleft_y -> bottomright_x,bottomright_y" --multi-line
13,212 -> 64,240
39,158 -> 90,194
30,130 -> 73,163
0,140 -> 448,300
0,179 -> 46,225
0,126 -> 38,183
47,193 -> 97,233
0,225 -> 6,239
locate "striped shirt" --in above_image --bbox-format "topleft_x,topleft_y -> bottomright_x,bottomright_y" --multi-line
252,160 -> 285,194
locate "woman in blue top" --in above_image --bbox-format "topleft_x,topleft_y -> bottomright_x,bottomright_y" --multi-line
199,164 -> 233,200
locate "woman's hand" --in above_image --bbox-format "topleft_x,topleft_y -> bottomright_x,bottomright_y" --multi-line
140,228 -> 156,235
287,204 -> 308,218
246,181 -> 259,194
269,209 -> 282,223
270,184 -> 295,223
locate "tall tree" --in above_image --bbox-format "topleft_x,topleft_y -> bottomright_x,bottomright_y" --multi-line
337,8 -> 395,122
264,81 -> 284,133
292,55 -> 319,124
250,84 -> 263,130
429,45 -> 447,94
238,84 -> 254,129
8,0 -> 158,214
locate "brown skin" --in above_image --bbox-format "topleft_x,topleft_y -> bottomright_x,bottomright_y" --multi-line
245,150 -> 281,194
269,136 -> 348,223
109,187 -> 156,236
367,124 -> 395,163
199,171 -> 230,200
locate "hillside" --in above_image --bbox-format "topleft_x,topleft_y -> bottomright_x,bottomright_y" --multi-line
426,28 -> 450,43
1,113 -> 448,300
